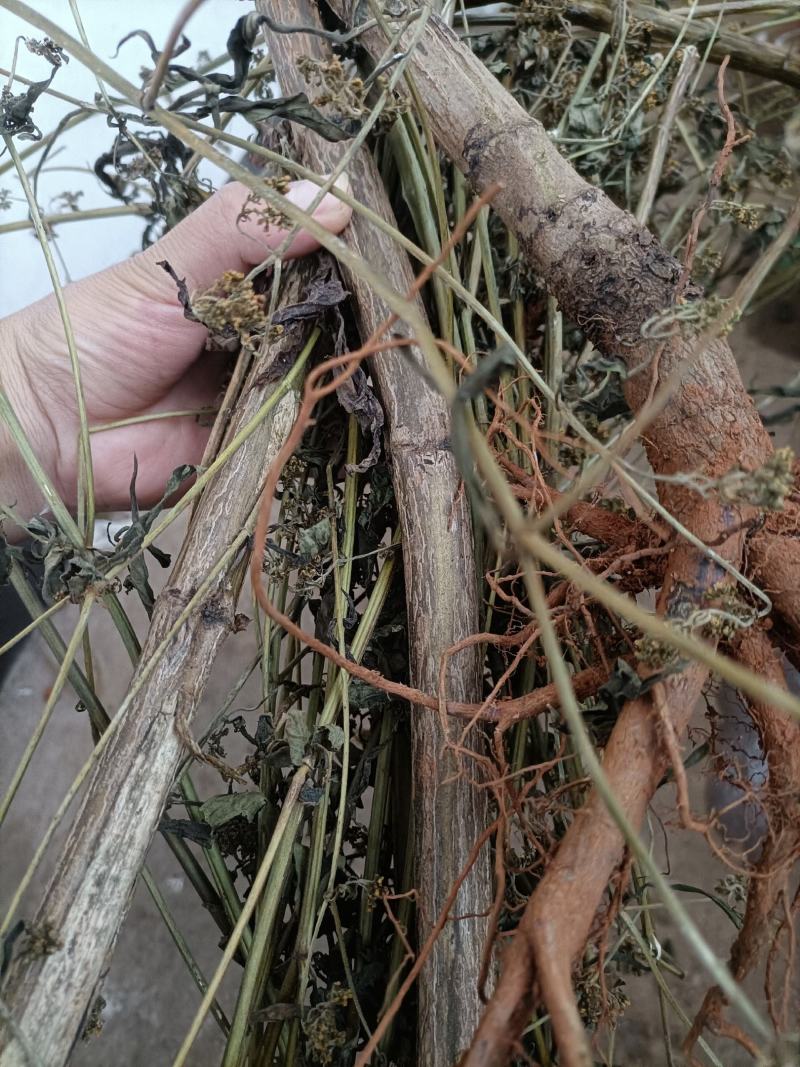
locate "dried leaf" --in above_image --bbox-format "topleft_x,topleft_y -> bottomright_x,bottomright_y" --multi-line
1,67 -> 57,142
272,273 -> 350,325
199,792 -> 266,828
317,724 -> 345,752
670,883 -> 744,930
110,460 -> 194,616
593,658 -> 661,715
114,28 -> 191,64
127,553 -> 155,616
348,679 -> 390,711
18,516 -> 103,605
261,259 -> 350,382
162,12 -> 363,117
158,817 -> 213,846
286,706 -> 311,765
194,92 -> 357,142
336,368 -> 384,474
95,134 -> 194,210
157,259 -> 202,318
298,518 -> 331,559
167,13 -> 266,93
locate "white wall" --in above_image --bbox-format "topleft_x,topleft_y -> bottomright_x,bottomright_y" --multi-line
1,0 -> 252,316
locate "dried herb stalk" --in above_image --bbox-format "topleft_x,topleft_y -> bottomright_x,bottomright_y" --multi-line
0,261 -> 319,1067
259,5 -> 493,1065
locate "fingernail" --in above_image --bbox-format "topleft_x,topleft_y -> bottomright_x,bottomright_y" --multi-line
279,175 -> 352,238
286,173 -> 350,210
323,171 -> 351,197
314,174 -> 353,230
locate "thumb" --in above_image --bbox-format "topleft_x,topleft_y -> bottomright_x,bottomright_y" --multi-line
127,175 -> 352,299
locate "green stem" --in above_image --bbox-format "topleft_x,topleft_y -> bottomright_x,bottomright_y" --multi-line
173,530 -> 401,1064
2,135 -> 95,537
140,867 -> 231,1037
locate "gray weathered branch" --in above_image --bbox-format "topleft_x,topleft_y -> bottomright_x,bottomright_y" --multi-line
458,0 -> 800,90
563,0 -> 800,90
0,262 -> 317,1067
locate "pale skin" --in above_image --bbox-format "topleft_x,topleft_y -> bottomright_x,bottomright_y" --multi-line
0,178 -> 352,538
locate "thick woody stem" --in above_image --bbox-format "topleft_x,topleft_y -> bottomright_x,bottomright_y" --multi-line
326,3 -> 772,486
260,4 -> 492,1064
562,0 -> 800,91
318,6 -> 790,1063
329,0 -> 800,651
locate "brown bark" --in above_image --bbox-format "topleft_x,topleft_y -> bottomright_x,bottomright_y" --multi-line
316,7 -> 790,1063
0,263 -> 317,1067
259,5 -> 492,1064
326,5 -> 773,478
747,498 -> 800,668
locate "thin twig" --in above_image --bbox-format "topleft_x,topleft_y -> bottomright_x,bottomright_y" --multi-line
636,46 -> 700,224
141,0 -> 206,110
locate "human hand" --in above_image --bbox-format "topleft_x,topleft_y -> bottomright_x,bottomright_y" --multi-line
0,178 -> 351,535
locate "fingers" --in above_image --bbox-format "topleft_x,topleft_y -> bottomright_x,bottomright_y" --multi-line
132,175 -> 353,298
84,355 -> 226,510
218,175 -> 353,265
20,173 -> 353,407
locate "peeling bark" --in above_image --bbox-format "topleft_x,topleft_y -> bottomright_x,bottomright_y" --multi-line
0,263 -> 317,1067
